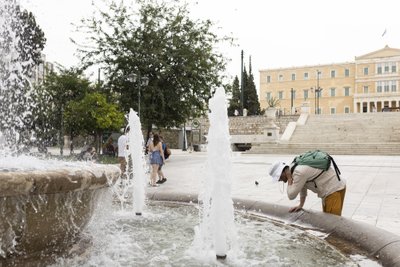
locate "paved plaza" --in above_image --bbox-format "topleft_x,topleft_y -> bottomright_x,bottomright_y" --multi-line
153,149 -> 400,237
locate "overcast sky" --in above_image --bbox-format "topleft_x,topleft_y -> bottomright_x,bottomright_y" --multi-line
22,0 -> 400,88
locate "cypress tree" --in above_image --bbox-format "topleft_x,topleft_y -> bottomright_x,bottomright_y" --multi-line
244,57 -> 261,115
227,76 -> 241,116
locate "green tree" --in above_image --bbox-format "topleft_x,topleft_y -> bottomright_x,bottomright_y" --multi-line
31,84 -> 59,152
16,6 -> 46,69
64,92 -> 125,153
227,76 -> 241,116
37,68 -> 90,154
244,58 -> 261,115
75,0 -> 232,134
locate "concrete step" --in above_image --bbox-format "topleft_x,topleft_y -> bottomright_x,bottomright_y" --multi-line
248,143 -> 400,155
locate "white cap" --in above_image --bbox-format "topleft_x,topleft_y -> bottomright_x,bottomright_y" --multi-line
269,161 -> 287,182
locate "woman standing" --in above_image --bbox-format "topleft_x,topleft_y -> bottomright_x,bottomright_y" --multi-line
148,133 -> 165,186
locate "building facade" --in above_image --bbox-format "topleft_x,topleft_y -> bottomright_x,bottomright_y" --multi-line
30,54 -> 54,86
259,46 -> 400,114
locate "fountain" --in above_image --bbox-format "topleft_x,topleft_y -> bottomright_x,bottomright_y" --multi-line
0,0 -> 120,263
1,1 -> 399,266
193,87 -> 237,260
126,108 -> 146,215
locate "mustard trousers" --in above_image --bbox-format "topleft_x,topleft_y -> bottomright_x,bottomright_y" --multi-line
323,187 -> 346,216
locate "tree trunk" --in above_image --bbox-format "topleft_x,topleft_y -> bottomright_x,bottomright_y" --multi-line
70,131 -> 74,155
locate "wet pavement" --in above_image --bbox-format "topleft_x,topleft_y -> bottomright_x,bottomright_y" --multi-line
154,149 -> 400,237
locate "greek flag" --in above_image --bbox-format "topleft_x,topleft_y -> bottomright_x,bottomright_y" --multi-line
382,28 -> 387,37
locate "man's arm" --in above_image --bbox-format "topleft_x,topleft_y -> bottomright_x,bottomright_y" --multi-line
289,195 -> 306,212
287,167 -> 308,212
287,169 -> 307,200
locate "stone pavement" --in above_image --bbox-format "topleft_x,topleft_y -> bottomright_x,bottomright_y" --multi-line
152,149 -> 400,237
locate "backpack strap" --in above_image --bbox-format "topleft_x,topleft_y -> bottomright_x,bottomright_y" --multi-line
328,155 -> 341,181
307,170 -> 325,188
291,164 -> 325,189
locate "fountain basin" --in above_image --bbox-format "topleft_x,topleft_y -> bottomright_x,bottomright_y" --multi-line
148,191 -> 400,267
0,164 -> 120,262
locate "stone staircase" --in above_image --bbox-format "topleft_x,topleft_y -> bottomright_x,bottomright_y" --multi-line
249,112 -> 400,155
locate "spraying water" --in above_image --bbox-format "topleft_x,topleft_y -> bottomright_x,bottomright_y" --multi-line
126,108 -> 146,215
0,0 -> 36,154
112,109 -> 147,212
192,87 -> 238,260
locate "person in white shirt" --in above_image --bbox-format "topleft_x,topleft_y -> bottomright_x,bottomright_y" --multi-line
118,127 -> 129,174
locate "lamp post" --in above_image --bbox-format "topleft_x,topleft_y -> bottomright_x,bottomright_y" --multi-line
316,88 -> 323,114
182,122 -> 187,151
129,73 -> 149,119
240,50 -> 244,115
314,70 -> 321,114
290,88 -> 294,114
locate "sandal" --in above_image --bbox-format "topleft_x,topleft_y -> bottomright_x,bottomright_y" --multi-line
161,178 -> 167,183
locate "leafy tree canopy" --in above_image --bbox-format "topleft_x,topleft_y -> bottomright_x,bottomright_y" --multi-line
16,5 -> 46,69
74,0 -> 233,132
43,67 -> 90,105
64,92 -> 125,137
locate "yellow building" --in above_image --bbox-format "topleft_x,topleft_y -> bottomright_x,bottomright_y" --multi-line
259,45 -> 400,114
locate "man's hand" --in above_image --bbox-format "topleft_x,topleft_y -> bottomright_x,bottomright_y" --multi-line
289,205 -> 303,213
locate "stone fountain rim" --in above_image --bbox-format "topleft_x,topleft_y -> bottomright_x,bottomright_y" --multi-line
147,190 -> 400,267
0,165 -> 120,197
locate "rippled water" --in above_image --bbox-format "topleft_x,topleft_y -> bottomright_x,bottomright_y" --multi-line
50,199 -> 373,267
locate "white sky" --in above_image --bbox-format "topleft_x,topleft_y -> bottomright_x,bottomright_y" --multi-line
22,0 -> 400,90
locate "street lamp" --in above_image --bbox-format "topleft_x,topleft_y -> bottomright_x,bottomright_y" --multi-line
314,70 -> 322,114
290,88 -> 294,114
316,88 -> 323,114
129,73 -> 149,119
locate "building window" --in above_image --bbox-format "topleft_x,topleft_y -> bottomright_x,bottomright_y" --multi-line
304,89 -> 309,100
279,74 -> 283,81
377,64 -> 383,74
266,92 -> 271,100
291,73 -> 296,81
363,67 -> 368,75
291,90 -> 296,99
345,69 -> 350,77
330,88 -> 336,97
317,71 -> 322,79
267,76 -> 271,83
330,108 -> 336,114
344,107 -> 350,113
391,82 -> 397,92
384,81 -> 389,92
331,70 -> 336,78
392,65 -> 397,73
377,82 -> 382,93
304,72 -> 309,80
384,63 -> 390,73
363,86 -> 368,93
344,87 -> 350,96
278,91 -> 283,99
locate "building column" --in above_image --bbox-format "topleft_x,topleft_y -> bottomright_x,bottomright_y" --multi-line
366,101 -> 370,113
